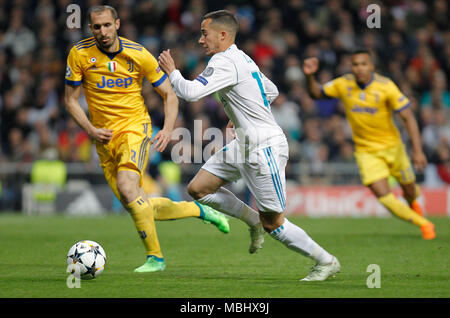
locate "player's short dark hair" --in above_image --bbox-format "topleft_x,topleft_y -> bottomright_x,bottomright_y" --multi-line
351,48 -> 371,56
203,10 -> 239,37
88,5 -> 118,23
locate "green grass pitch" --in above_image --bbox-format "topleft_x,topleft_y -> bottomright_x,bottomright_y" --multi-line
0,213 -> 448,298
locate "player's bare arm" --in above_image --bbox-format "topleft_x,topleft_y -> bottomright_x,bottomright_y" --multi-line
64,84 -> 113,144
397,106 -> 428,172
151,78 -> 179,152
302,57 -> 324,99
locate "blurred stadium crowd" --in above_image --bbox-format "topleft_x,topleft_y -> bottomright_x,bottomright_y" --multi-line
0,0 -> 449,191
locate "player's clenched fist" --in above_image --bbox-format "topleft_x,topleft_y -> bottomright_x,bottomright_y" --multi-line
158,49 -> 176,75
302,57 -> 319,75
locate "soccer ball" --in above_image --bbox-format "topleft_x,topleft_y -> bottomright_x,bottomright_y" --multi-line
66,240 -> 107,280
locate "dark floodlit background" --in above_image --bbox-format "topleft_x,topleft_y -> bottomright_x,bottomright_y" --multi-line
0,0 -> 448,214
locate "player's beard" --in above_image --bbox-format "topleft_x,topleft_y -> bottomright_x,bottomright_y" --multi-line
96,34 -> 117,51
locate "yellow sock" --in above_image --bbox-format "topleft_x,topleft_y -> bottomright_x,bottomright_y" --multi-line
149,197 -> 200,221
125,196 -> 163,258
378,193 -> 430,227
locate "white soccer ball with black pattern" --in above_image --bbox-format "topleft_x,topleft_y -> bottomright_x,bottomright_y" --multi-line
66,240 -> 106,280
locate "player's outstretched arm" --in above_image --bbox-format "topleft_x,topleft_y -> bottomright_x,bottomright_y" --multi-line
302,57 -> 323,99
64,84 -> 113,144
152,79 -> 179,152
397,107 -> 428,172
159,49 -> 236,102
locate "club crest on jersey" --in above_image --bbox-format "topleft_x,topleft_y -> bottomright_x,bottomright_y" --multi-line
90,57 -> 97,63
107,61 -> 117,72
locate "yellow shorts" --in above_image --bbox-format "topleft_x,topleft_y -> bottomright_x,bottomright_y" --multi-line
96,123 -> 152,199
355,143 -> 415,186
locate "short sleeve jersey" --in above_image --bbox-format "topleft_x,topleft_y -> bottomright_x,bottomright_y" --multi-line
65,36 -> 167,131
321,73 -> 410,151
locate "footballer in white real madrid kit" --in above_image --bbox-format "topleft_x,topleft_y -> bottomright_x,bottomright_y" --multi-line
159,10 -> 340,282
170,44 -> 289,213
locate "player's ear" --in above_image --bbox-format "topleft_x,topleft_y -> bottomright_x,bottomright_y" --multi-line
220,30 -> 227,41
115,18 -> 120,31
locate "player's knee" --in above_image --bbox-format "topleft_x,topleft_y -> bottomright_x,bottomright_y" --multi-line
117,178 -> 137,204
187,181 -> 205,200
259,212 -> 284,233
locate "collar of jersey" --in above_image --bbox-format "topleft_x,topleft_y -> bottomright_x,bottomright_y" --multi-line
96,37 -> 123,60
356,72 -> 374,90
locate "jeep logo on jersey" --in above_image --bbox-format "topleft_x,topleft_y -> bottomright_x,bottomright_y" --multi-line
107,61 -> 117,72
96,76 -> 133,89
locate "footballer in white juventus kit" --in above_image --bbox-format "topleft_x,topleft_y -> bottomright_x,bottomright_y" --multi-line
159,10 -> 340,281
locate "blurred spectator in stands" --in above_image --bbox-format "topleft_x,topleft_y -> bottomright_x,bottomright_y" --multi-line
420,70 -> 450,109
253,27 -> 276,66
2,7 -> 36,57
57,118 -> 91,162
28,120 -> 58,160
408,44 -> 441,92
27,77 -> 59,127
0,0 -> 447,189
334,139 -> 355,164
7,127 -> 33,163
422,108 -> 450,158
435,141 -> 450,184
300,118 -> 323,163
271,92 -> 301,141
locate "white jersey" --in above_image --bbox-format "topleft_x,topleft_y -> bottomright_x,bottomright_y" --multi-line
168,44 -> 286,152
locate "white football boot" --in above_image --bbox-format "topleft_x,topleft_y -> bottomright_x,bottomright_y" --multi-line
249,223 -> 265,253
300,256 -> 341,282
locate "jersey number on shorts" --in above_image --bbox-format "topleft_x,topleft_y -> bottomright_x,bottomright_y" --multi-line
251,72 -> 269,107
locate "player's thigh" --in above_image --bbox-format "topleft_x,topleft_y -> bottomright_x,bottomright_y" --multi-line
96,123 -> 152,201
187,168 -> 229,199
354,150 -> 390,186
367,178 -> 391,198
242,143 -> 288,214
189,140 -> 241,198
116,169 -> 142,202
116,124 -> 152,187
96,143 -> 121,200
388,144 -> 416,185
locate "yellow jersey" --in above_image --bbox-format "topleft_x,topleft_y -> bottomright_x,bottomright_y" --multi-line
321,73 -> 410,152
65,36 -> 167,132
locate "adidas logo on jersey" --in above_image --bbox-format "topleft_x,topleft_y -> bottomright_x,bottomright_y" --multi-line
96,76 -> 132,89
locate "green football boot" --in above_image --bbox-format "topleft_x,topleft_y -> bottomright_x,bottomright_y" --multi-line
195,201 -> 230,234
134,255 -> 166,273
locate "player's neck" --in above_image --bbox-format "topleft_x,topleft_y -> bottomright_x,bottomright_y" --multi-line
356,72 -> 374,89
103,38 -> 120,53
218,42 -> 235,53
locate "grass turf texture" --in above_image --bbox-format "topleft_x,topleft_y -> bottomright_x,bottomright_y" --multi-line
0,213 -> 448,298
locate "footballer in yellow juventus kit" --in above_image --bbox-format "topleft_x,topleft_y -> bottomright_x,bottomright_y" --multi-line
64,5 -> 229,273
303,49 -> 435,240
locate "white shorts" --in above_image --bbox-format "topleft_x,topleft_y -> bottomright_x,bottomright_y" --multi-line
202,139 -> 289,213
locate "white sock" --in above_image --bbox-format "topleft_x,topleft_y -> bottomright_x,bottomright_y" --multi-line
197,187 -> 260,227
270,218 -> 333,265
